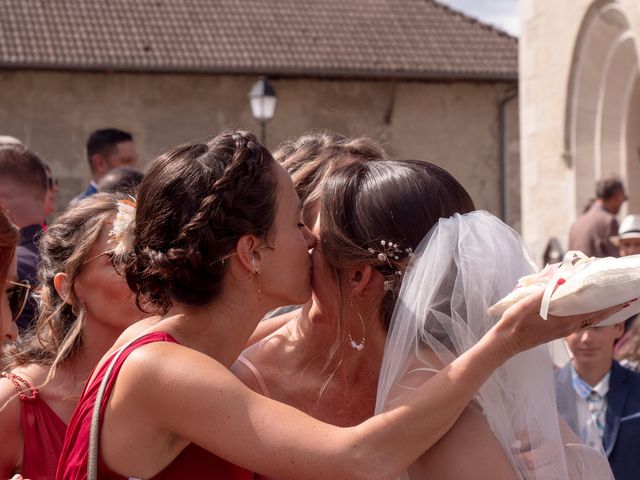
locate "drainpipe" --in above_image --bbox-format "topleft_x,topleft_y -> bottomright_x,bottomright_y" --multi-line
499,90 -> 518,223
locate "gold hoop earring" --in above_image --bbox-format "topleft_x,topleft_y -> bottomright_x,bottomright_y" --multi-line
348,311 -> 366,352
252,257 -> 262,302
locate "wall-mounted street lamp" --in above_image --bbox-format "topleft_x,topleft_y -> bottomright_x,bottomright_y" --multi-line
248,76 -> 277,144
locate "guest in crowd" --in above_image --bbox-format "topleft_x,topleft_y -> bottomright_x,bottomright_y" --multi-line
96,166 -> 144,195
611,214 -> 640,370
568,177 -> 626,257
43,163 -> 60,223
556,321 -> 640,479
57,131 -> 620,480
0,136 -> 23,146
0,144 -> 48,331
0,206 -> 20,345
72,128 -> 138,204
611,214 -> 640,257
0,193 -> 148,479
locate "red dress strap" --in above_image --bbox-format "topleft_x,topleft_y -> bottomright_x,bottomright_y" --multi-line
0,371 -> 37,400
1,371 -> 68,480
56,331 -> 253,480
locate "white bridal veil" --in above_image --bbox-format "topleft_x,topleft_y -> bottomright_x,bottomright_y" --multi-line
375,211 -> 612,480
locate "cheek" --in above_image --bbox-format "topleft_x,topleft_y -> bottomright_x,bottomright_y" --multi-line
76,268 -> 135,308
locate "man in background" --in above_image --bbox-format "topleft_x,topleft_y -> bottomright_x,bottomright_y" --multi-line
568,177 -> 627,257
556,322 -> 640,480
0,144 -> 48,331
72,128 -> 138,203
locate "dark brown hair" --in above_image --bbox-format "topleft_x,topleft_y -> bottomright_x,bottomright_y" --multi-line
274,131 -> 386,225
319,160 -> 475,332
596,176 -> 625,200
2,193 -> 123,372
125,131 -> 278,313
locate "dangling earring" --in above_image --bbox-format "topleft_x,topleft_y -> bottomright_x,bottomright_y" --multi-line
252,256 -> 262,302
348,312 -> 366,352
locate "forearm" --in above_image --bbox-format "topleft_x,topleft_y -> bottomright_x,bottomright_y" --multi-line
347,329 -> 509,479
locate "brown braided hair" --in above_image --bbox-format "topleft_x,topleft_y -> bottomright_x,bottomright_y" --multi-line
125,131 -> 278,313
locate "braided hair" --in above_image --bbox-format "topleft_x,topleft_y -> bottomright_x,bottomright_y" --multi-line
125,131 -> 278,313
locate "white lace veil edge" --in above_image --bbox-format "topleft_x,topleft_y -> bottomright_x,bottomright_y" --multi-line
374,211 -> 613,480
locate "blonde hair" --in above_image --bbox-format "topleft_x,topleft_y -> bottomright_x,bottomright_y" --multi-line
274,131 -> 386,225
1,193 -> 123,377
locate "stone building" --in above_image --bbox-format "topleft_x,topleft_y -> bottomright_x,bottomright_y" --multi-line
0,0 -> 519,225
520,0 -> 640,262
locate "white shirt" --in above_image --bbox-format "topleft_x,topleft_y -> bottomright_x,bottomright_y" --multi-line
570,364 -> 610,449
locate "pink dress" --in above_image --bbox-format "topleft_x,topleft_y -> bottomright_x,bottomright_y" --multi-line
1,371 -> 67,480
56,331 -> 253,480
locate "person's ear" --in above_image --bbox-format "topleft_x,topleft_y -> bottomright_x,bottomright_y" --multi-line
614,322 -> 625,340
348,265 -> 374,296
53,272 -> 73,305
91,154 -> 107,175
235,235 -> 265,274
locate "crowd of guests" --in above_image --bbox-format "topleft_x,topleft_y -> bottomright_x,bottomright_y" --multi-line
0,128 -> 638,479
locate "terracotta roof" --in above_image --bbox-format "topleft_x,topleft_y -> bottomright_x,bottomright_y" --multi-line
0,0 -> 517,80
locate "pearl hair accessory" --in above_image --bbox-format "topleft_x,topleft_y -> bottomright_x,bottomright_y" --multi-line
367,239 -> 413,263
368,240 -> 414,291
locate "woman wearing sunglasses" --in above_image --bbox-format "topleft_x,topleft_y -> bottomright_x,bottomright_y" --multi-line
0,193 -> 149,480
0,207 -> 20,345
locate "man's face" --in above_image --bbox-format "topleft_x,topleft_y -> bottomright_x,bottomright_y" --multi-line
105,141 -> 138,170
619,237 -> 640,256
93,141 -> 139,180
566,324 -> 623,375
611,189 -> 627,215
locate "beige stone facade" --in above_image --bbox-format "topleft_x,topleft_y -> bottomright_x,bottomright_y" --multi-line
0,71 -> 519,225
520,0 -> 640,263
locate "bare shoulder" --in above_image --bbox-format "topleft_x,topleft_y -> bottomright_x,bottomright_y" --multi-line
118,340 -> 239,396
0,363 -> 51,425
0,369 -> 27,476
0,363 -> 49,394
112,316 -> 162,350
246,308 -> 301,346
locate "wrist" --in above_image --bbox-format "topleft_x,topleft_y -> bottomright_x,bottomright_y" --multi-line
473,328 -> 512,370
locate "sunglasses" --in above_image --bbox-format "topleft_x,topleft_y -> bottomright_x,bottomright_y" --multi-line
6,280 -> 31,322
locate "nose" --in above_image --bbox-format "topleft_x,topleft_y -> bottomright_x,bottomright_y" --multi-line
302,225 -> 316,249
578,328 -> 596,343
5,321 -> 18,343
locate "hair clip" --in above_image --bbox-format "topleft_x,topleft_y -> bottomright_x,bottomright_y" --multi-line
383,271 -> 404,292
110,196 -> 136,257
367,240 -> 414,263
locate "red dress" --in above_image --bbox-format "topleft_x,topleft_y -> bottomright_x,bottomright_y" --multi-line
1,372 -> 67,480
55,331 -> 253,480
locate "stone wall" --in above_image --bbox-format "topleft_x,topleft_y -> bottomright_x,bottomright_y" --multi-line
520,0 -> 640,264
0,71 -> 519,226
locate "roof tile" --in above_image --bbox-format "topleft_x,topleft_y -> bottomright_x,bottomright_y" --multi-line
0,0 -> 517,79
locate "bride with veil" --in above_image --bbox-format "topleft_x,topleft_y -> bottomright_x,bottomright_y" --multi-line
376,210 -> 613,479
238,155 -> 616,479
